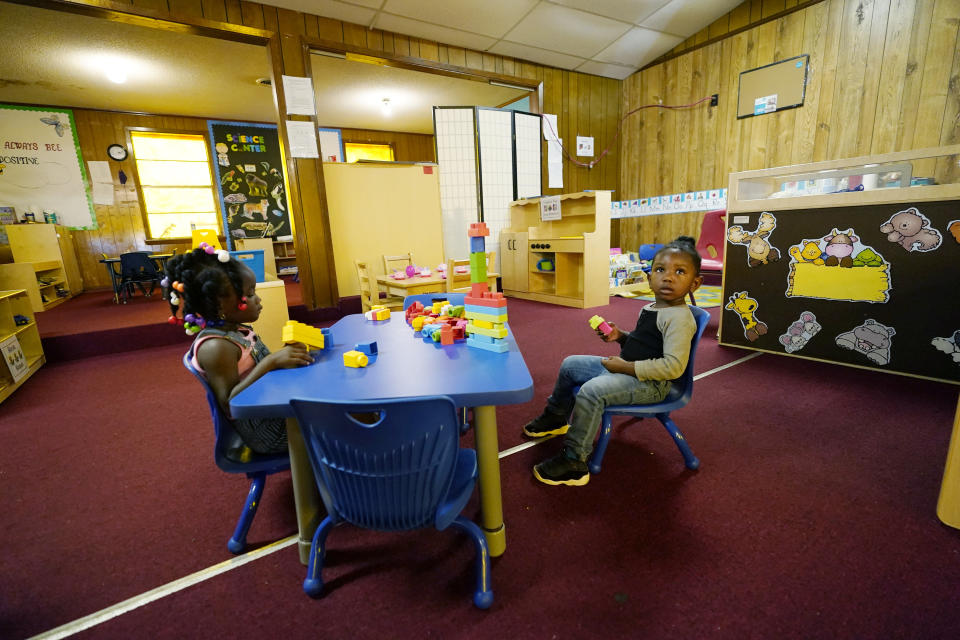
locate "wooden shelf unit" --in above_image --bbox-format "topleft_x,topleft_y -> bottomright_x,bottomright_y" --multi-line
0,224 -> 82,312
500,191 -> 611,309
0,289 -> 45,404
273,239 -> 298,276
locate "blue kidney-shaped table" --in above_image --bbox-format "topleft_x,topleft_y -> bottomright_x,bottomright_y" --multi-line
231,313 -> 534,563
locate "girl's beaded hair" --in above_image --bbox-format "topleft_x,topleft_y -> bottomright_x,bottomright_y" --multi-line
655,235 -> 702,275
163,244 -> 244,334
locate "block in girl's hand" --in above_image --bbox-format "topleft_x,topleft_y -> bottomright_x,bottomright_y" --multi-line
589,315 -> 612,336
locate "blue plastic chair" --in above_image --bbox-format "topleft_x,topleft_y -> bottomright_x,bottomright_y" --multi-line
182,352 -> 291,554
403,292 -> 466,310
119,251 -> 161,302
588,305 -> 711,474
289,395 -> 493,609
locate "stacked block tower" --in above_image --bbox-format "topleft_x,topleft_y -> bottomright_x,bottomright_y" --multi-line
464,222 -> 510,353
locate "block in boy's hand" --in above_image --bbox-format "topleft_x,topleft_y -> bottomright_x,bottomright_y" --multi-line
589,314 -> 612,336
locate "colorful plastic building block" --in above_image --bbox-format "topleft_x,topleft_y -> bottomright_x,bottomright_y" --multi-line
440,324 -> 454,345
282,320 -> 327,350
468,222 -> 490,237
589,315 -> 612,336
343,350 -> 369,368
466,335 -> 509,352
365,305 -> 391,321
355,341 -> 378,355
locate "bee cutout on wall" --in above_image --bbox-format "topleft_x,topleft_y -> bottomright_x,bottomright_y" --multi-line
39,114 -> 65,136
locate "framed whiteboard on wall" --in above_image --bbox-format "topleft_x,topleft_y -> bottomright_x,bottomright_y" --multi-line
317,127 -> 345,162
0,104 -> 96,229
737,55 -> 809,119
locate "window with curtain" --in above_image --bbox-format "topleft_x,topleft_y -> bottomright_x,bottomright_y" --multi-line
344,142 -> 395,163
130,131 -> 219,240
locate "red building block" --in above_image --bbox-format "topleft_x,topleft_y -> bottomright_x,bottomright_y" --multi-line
440,324 -> 454,345
468,222 -> 490,237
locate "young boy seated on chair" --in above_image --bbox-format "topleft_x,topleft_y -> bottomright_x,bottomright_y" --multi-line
522,236 -> 703,486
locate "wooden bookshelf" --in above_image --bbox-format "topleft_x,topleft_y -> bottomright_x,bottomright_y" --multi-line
274,238 -> 298,276
1,224 -> 82,312
0,289 -> 45,404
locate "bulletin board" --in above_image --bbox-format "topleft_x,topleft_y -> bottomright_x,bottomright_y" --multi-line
207,120 -> 290,250
719,201 -> 960,384
0,104 -> 97,229
737,55 -> 809,119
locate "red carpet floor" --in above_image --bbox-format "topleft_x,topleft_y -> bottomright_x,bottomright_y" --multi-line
2,297 -> 959,639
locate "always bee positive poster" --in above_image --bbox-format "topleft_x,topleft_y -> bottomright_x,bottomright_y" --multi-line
0,105 -> 97,229
207,121 -> 291,250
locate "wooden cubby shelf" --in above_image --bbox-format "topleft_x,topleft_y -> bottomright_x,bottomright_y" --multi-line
0,224 -> 82,313
0,289 -> 45,404
500,192 -> 611,309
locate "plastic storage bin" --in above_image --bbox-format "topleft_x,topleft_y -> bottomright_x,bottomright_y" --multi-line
229,249 -> 265,282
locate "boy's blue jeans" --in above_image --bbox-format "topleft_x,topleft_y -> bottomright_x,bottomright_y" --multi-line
545,355 -> 671,461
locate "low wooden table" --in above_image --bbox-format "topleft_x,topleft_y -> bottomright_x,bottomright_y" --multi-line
376,271 -> 499,298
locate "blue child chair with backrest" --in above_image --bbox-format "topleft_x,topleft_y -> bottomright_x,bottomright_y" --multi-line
182,352 -> 291,554
403,292 -> 467,310
289,395 -> 493,609
588,305 -> 711,474
119,251 -> 162,302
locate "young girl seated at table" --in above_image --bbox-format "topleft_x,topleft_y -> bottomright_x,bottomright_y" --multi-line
522,236 -> 703,486
165,244 -> 313,456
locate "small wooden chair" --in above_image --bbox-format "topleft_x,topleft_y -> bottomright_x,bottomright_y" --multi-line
445,258 -> 472,293
356,260 -> 403,312
383,253 -> 414,276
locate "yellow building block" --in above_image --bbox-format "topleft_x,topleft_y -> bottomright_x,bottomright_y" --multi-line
343,350 -> 369,368
464,309 -> 508,324
473,319 -> 494,329
466,323 -> 508,339
588,315 -> 606,331
364,308 -> 391,321
412,316 -> 426,331
281,320 -> 325,350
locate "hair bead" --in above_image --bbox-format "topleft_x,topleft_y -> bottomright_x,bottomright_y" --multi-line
237,296 -> 248,311
217,250 -> 230,263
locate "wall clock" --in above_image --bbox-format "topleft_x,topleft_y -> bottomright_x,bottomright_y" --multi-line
107,144 -> 128,161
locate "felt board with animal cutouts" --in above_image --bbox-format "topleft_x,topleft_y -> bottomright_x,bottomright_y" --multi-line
207,121 -> 290,250
719,201 -> 960,385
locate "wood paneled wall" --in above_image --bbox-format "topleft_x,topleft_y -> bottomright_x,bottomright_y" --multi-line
617,0 -> 960,253
654,0 -> 823,64
50,0 -> 622,294
337,128 -> 435,162
72,109 -> 206,290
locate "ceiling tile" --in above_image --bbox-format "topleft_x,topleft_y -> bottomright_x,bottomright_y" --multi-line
258,0 -> 378,25
487,40 -> 586,70
575,60 -> 636,80
503,3 -> 632,59
593,26 -> 683,67
550,0 -> 670,25
381,0 -> 538,38
375,14 -> 497,51
639,0 -> 743,36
